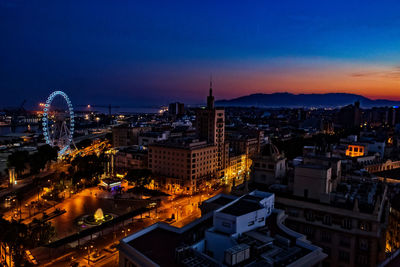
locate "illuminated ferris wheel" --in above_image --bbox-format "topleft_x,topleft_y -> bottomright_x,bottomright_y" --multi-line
42,91 -> 75,155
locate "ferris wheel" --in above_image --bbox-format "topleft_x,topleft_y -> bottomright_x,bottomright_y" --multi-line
42,91 -> 75,155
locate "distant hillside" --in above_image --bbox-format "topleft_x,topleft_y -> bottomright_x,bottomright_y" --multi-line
215,93 -> 400,108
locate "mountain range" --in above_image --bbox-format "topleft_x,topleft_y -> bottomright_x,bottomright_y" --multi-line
215,93 -> 400,108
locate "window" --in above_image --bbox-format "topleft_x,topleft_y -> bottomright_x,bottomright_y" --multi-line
287,208 -> 299,217
321,231 -> 331,242
341,218 -> 352,229
339,236 -> 351,248
357,255 -> 368,265
323,215 -> 332,225
359,222 -> 369,231
339,250 -> 350,263
304,225 -> 314,238
305,210 -> 314,221
359,239 -> 369,251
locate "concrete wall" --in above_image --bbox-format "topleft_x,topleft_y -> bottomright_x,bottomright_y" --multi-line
213,212 -> 237,234
294,166 -> 332,200
235,209 -> 268,234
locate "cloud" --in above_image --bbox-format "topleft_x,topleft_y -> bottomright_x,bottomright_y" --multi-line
350,66 -> 400,80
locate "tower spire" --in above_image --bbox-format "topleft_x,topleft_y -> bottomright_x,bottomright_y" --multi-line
209,75 -> 213,97
207,76 -> 215,110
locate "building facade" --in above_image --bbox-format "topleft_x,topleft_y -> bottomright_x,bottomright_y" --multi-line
168,102 -> 185,116
112,125 -> 151,147
114,147 -> 148,173
251,143 -> 287,186
195,84 -> 228,173
276,191 -> 388,267
148,139 -> 217,193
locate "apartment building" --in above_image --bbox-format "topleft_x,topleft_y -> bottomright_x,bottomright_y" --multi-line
148,139 -> 217,193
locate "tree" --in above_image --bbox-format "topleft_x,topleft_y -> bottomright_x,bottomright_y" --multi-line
29,145 -> 59,174
37,144 -> 58,162
29,152 -> 44,174
0,215 -> 56,266
125,169 -> 152,187
35,221 -> 55,246
7,150 -> 29,176
0,218 -> 28,266
71,154 -> 104,187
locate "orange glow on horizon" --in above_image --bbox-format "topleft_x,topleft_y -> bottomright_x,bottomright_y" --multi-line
211,63 -> 400,101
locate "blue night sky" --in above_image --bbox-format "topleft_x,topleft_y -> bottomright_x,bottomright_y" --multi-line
1,0 -> 400,108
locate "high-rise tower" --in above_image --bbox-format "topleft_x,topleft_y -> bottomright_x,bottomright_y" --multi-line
195,82 -> 228,173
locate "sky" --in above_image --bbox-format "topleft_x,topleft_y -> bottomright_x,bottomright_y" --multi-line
1,0 -> 400,108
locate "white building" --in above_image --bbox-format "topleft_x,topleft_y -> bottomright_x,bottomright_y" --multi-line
118,190 -> 326,267
213,191 -> 274,236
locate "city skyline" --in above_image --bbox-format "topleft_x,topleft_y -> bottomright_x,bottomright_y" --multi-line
2,0 -> 400,107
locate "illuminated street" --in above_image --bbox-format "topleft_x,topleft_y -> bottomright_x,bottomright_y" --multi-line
32,185 -> 226,266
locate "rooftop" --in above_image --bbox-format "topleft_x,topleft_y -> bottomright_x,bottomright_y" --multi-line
219,198 -> 263,216
296,164 -> 330,170
129,227 -> 182,266
304,154 -> 341,162
117,146 -> 147,154
150,138 -> 215,150
122,213 -> 213,267
249,181 -> 385,215
140,131 -> 166,138
205,194 -> 237,206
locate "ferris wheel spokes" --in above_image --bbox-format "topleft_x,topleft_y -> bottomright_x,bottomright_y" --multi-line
42,90 -> 75,155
